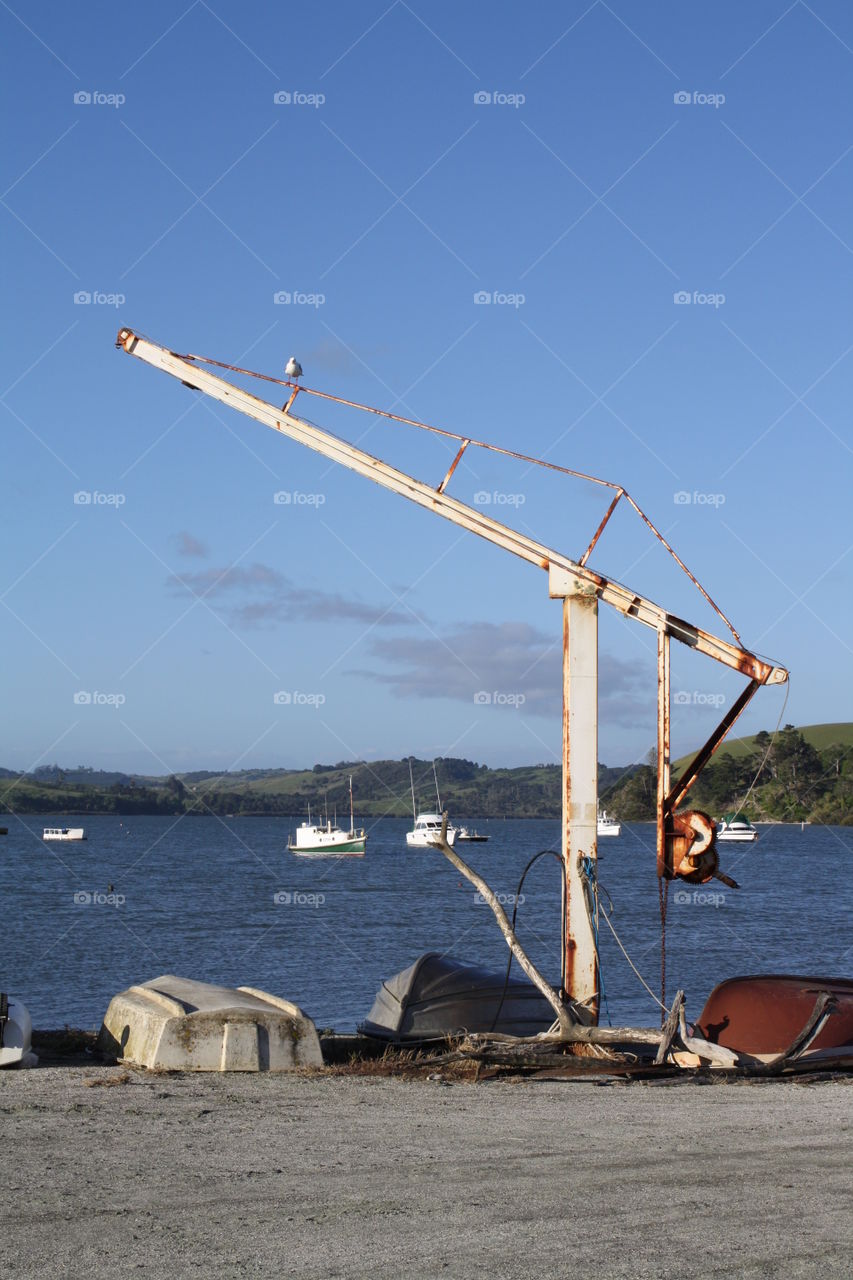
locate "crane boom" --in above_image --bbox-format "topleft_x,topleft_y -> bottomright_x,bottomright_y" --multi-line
115,329 -> 786,686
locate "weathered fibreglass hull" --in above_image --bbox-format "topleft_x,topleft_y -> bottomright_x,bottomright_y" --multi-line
698,974 -> 853,1057
359,952 -> 556,1044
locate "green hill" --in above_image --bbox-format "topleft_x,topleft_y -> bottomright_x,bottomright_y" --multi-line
3,725 -> 850,823
605,723 -> 853,825
671,723 -> 853,772
0,757 -> 637,821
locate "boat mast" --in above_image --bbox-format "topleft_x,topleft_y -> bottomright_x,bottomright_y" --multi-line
409,759 -> 417,824
349,775 -> 354,836
433,760 -> 442,813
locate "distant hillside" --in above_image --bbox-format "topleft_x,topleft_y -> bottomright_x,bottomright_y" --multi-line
3,726 -> 850,823
0,757 -> 638,820
671,723 -> 853,772
604,724 -> 852,825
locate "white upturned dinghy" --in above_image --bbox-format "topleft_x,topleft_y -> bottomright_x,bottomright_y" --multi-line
0,994 -> 38,1068
98,974 -> 323,1072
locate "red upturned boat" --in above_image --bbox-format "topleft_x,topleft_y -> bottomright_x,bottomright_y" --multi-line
698,975 -> 853,1061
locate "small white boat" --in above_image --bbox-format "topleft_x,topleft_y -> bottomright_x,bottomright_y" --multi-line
289,818 -> 366,856
43,826 -> 86,841
406,760 -> 457,847
597,810 -> 621,837
288,777 -> 366,857
456,826 -> 489,843
716,814 -> 759,842
407,813 -> 458,847
0,994 -> 37,1068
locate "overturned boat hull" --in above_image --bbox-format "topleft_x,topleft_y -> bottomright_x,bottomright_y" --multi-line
359,952 -> 557,1044
0,995 -> 37,1068
698,974 -> 853,1058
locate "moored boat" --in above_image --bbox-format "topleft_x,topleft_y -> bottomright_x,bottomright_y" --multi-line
456,826 -> 489,842
716,813 -> 759,842
406,760 -> 457,847
597,810 -> 621,837
43,826 -> 86,841
407,813 -> 457,847
288,777 -> 366,857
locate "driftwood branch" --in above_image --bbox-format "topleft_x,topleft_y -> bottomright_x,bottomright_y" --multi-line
465,1025 -> 662,1049
677,1004 -> 739,1067
655,989 -> 685,1064
431,814 -> 575,1036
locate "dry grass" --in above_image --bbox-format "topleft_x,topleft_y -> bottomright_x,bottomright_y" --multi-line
83,1071 -> 133,1088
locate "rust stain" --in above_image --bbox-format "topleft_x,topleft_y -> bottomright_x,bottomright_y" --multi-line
437,439 -> 470,494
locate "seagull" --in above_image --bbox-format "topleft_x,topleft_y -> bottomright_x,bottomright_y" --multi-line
285,356 -> 303,381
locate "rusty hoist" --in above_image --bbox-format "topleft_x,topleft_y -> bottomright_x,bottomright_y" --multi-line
115,328 -> 788,1021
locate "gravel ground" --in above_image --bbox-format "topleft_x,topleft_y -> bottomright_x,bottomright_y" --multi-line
1,1065 -> 851,1279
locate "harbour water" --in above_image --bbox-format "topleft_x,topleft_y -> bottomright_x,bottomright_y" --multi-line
2,814 -> 850,1031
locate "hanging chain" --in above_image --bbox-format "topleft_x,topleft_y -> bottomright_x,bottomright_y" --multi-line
658,877 -> 670,1025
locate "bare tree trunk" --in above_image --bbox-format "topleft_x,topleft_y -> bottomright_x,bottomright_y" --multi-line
431,815 -> 575,1036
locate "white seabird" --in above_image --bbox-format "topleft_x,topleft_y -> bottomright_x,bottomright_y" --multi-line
285,356 -> 303,380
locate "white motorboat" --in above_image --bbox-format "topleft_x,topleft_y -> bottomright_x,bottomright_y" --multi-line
43,826 -> 86,841
406,760 -> 457,847
716,814 -> 759,842
597,810 -> 621,837
288,777 -> 366,856
407,812 -> 458,847
0,994 -> 37,1068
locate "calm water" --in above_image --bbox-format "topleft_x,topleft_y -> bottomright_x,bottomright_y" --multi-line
2,814 -> 851,1030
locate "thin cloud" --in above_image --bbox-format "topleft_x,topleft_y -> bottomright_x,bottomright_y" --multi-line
165,562 -> 407,628
173,531 -> 208,558
350,621 -> 652,721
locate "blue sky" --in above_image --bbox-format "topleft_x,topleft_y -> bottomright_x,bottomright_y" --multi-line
2,0 -> 851,775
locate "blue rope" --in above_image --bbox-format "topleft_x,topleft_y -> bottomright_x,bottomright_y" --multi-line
581,854 -> 611,1026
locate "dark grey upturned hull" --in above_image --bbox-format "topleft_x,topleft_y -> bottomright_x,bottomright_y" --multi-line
359,952 -> 556,1044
